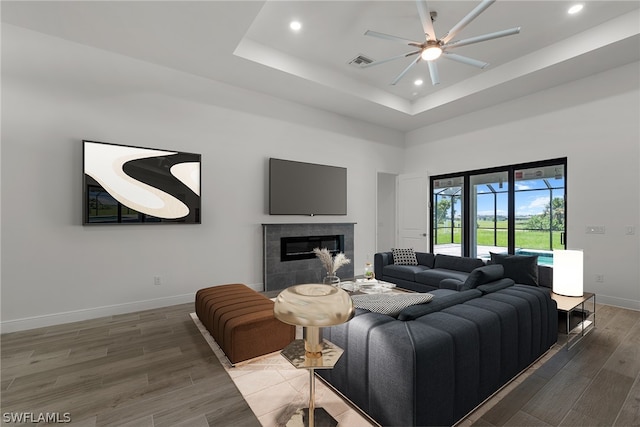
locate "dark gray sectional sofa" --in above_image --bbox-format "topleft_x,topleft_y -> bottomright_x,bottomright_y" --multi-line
375,251 -> 553,291
374,252 -> 485,291
318,271 -> 558,426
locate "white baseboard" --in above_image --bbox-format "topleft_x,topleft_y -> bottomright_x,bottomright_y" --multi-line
596,294 -> 640,311
245,283 -> 264,292
0,293 -> 194,334
0,283 -> 267,334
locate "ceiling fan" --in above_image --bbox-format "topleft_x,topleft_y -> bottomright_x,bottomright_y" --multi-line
362,0 -> 520,86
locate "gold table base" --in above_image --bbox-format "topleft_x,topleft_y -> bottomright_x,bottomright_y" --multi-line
280,338 -> 344,427
280,339 -> 344,369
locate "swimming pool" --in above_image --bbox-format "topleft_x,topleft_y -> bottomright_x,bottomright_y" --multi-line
515,249 -> 553,266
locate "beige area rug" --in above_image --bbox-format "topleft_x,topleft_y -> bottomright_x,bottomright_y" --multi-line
191,312 -> 563,427
190,313 -> 375,427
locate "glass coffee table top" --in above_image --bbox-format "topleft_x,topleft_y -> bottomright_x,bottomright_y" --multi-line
340,279 -> 396,294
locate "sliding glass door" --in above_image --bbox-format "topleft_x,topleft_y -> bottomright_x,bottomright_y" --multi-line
469,171 -> 509,259
431,158 -> 566,265
513,165 -> 565,265
432,176 -> 463,256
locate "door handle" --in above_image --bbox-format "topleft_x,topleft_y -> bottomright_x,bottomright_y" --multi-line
422,233 -> 427,237
560,232 -> 565,246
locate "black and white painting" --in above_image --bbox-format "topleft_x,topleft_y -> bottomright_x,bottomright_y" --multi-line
83,140 -> 201,224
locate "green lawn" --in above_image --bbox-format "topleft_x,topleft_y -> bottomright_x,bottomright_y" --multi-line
434,219 -> 564,250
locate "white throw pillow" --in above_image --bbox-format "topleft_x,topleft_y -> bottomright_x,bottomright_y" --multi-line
392,248 -> 418,266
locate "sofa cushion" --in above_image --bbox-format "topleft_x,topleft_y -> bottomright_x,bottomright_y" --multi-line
397,289 -> 482,320
415,269 -> 470,287
464,264 -> 504,288
352,293 -> 434,317
392,248 -> 418,265
383,264 -> 430,282
415,252 -> 436,268
434,254 -> 485,272
538,265 -> 553,289
439,278 -> 465,291
429,288 -> 460,297
476,278 -> 515,294
490,253 -> 539,286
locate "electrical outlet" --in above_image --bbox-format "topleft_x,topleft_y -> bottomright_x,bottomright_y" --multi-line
154,276 -> 161,286
586,226 -> 605,234
625,226 -> 635,235
595,274 -> 604,283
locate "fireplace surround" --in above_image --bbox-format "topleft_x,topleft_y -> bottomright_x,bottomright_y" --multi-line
263,223 -> 355,292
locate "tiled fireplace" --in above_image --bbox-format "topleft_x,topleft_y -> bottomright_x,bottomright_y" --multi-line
262,223 -> 355,292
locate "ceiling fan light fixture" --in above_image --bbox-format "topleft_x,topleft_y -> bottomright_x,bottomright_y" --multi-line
363,1 -> 520,86
567,4 -> 584,14
421,45 -> 442,61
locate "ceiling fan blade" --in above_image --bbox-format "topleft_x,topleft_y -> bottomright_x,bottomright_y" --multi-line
391,55 -> 422,85
416,0 -> 437,40
442,52 -> 489,69
441,0 -> 495,44
427,60 -> 440,85
361,51 -> 421,68
365,30 -> 422,47
443,27 -> 521,49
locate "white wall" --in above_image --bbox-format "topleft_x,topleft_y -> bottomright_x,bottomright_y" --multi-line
405,62 -> 640,310
3,25 -> 638,333
0,25 -> 405,331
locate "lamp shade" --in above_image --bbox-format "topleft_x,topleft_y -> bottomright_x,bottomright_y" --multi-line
553,249 -> 584,297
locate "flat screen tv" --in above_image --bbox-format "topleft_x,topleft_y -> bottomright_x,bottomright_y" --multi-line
83,140 -> 201,224
269,158 -> 347,215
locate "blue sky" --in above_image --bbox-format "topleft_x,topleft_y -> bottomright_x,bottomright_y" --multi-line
448,180 -> 564,217
482,189 -> 563,218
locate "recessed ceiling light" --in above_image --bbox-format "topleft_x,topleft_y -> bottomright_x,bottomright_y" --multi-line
414,79 -> 424,86
289,21 -> 302,31
568,4 -> 583,14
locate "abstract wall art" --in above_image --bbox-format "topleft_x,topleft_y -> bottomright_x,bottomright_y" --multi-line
83,140 -> 201,224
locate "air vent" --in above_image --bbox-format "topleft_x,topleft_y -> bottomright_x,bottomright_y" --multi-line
349,54 -> 374,67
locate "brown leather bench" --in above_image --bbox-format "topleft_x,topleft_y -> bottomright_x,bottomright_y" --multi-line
195,283 -> 295,364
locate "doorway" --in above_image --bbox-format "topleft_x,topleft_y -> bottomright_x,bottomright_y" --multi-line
376,172 -> 397,252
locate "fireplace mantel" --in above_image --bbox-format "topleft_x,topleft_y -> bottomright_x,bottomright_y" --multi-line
262,223 -> 355,292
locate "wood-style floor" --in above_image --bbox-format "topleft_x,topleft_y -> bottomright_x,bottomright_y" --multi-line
0,303 -> 260,427
465,303 -> 640,427
1,302 -> 639,427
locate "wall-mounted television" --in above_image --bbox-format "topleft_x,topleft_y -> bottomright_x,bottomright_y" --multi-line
83,140 -> 201,224
269,158 -> 347,216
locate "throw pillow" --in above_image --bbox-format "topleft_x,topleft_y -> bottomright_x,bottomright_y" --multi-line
352,293 -> 434,317
489,252 -> 539,286
392,248 -> 418,266
463,264 -> 504,289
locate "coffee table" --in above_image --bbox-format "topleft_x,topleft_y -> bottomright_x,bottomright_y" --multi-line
339,279 -> 411,295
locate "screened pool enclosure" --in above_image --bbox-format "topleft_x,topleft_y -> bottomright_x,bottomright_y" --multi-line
431,160 -> 566,265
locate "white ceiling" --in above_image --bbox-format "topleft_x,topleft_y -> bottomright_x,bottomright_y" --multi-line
2,1 -> 639,131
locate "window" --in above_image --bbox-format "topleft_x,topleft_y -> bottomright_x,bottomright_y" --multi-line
431,158 -> 566,265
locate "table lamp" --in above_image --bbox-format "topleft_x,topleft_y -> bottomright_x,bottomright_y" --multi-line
553,249 -> 584,297
274,284 -> 355,427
